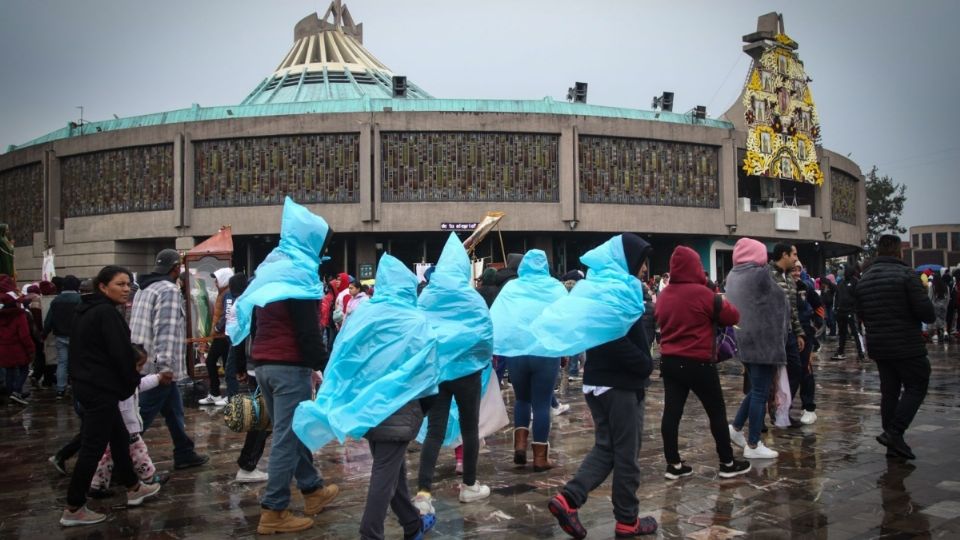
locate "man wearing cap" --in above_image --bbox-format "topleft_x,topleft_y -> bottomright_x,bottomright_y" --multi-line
130,249 -> 208,470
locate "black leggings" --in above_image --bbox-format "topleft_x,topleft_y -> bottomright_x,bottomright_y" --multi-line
205,338 -> 229,397
836,312 -> 863,357
660,356 -> 733,464
418,369 -> 483,490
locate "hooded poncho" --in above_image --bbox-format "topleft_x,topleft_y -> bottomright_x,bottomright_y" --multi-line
293,254 -> 439,451
489,250 -> 568,357
529,234 -> 648,356
416,233 -> 494,446
227,197 -> 329,343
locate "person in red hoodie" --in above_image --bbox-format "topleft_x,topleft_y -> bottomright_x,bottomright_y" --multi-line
655,246 -> 751,480
0,292 -> 35,405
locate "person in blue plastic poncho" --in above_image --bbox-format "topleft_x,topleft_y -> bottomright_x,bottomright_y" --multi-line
412,233 -> 494,515
293,253 -> 439,540
226,197 -> 339,536
489,249 -> 567,472
547,233 -> 661,539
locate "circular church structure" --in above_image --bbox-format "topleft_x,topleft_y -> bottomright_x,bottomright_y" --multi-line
0,4 -> 865,281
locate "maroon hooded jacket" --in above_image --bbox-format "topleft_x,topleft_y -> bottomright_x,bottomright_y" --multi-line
655,246 -> 739,362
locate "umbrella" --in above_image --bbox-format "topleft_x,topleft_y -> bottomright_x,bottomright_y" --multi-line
916,264 -> 943,273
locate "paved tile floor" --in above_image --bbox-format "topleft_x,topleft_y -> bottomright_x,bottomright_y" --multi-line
1,338 -> 959,539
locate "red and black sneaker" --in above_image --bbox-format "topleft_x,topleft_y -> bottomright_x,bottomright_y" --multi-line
548,493 -> 587,539
615,516 -> 658,537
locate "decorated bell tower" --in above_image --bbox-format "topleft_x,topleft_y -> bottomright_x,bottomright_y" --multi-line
734,13 -> 824,185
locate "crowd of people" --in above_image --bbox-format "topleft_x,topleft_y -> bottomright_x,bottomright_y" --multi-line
0,205 -> 956,537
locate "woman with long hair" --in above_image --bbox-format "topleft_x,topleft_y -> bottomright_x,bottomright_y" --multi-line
60,265 -> 161,526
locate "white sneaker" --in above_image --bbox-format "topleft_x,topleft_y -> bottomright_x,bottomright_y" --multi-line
198,394 -> 218,405
126,481 -> 161,506
459,482 -> 491,503
412,491 -> 435,515
800,410 -> 817,425
551,402 -> 570,416
743,441 -> 779,459
728,425 -> 747,448
213,395 -> 228,406
235,468 -> 269,483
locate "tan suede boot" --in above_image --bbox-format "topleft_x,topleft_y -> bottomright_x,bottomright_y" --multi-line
256,509 -> 314,535
532,442 -> 554,472
303,483 -> 340,515
513,427 -> 530,466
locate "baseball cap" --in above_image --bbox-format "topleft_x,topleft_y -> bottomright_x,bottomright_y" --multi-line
153,249 -> 181,274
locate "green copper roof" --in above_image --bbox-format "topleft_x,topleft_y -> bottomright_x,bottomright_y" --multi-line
8,97 -> 733,152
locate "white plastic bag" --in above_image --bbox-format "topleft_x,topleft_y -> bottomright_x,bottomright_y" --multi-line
773,365 -> 792,428
477,367 -> 509,438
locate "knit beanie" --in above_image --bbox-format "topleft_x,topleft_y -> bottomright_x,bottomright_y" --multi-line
733,237 -> 767,266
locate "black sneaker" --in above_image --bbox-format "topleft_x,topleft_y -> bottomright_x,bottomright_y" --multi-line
9,392 -> 28,405
876,431 -> 915,460
56,391 -> 65,400
830,353 -> 846,360
49,455 -> 68,476
664,463 -> 693,480
174,453 -> 209,470
718,458 -> 751,478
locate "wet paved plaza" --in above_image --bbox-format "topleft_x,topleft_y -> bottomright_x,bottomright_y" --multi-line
2,339 -> 959,539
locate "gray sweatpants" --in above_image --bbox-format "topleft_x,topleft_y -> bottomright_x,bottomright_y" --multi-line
561,388 -> 645,524
359,440 -> 421,540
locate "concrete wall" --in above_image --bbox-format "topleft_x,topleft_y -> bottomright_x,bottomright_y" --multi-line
0,110 -> 865,280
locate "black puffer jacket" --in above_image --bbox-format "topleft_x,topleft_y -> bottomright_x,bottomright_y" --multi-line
854,257 -> 935,361
364,400 -> 424,442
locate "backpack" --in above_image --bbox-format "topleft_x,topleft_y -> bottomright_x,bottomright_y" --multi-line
712,294 -> 738,362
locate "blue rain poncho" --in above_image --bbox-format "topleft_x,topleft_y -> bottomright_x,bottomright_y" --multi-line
227,197 -> 328,343
415,233 -> 494,446
530,235 -> 646,356
489,250 -> 568,357
293,254 -> 439,451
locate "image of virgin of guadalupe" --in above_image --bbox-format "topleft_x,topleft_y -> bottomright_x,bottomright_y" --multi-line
778,87 -> 790,116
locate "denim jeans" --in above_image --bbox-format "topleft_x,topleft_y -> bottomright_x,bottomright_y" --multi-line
562,388 -> 645,524
3,365 -> 28,394
506,355 -> 560,442
255,364 -> 324,510
733,364 -> 775,445
139,383 -> 196,463
55,336 -> 70,393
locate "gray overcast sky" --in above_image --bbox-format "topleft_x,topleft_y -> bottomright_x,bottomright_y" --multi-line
1,0 -> 956,231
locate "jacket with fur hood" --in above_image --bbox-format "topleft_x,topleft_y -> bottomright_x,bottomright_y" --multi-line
725,262 -> 789,366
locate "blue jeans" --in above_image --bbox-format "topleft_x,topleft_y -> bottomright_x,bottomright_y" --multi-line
55,336 -> 70,393
139,383 -> 196,463
3,365 -> 29,394
506,355 -> 560,443
733,364 -> 775,445
255,364 -> 324,510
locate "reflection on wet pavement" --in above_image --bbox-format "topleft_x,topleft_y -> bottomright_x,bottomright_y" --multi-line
1,341 -> 958,538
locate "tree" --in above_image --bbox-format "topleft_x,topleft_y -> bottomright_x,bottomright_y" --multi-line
864,166 -> 907,256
